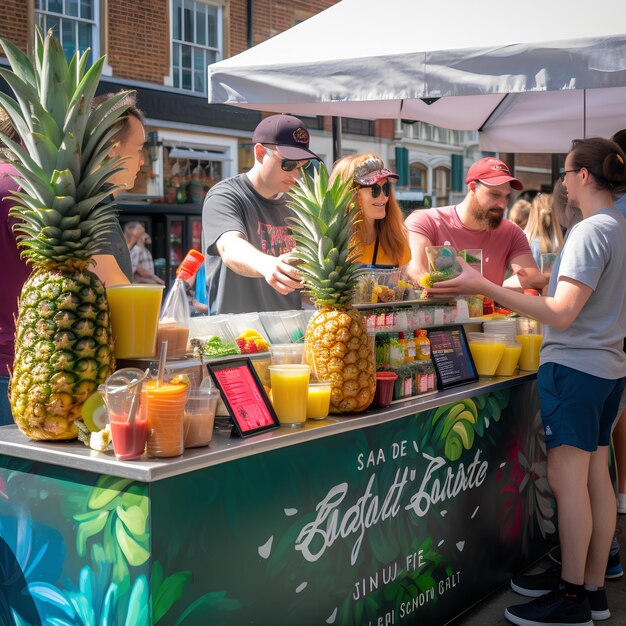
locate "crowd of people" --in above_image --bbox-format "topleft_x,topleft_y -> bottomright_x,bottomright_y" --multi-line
2,96 -> 626,626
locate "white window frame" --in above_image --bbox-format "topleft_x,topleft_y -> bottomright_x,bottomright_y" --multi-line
34,0 -> 101,63
170,0 -> 223,96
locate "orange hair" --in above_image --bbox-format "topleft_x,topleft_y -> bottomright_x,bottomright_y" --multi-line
329,153 -> 408,266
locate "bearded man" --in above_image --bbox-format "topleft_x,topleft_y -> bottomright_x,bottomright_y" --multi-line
405,157 -> 546,290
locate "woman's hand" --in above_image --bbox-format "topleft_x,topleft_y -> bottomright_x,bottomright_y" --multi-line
425,257 -> 488,297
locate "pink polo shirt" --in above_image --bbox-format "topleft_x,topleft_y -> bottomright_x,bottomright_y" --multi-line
404,205 -> 531,286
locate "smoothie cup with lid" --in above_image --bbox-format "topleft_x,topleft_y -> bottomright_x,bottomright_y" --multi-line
144,378 -> 188,457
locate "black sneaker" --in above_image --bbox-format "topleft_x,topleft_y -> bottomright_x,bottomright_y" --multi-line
548,545 -> 623,580
504,589 -> 592,626
587,587 -> 610,621
511,564 -> 560,598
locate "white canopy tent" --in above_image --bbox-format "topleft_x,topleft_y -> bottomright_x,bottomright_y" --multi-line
208,0 -> 626,153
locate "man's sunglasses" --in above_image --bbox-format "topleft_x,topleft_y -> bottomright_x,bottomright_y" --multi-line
265,147 -> 311,172
360,181 -> 391,198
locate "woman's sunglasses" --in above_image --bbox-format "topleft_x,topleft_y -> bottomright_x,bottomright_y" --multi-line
264,147 -> 311,172
360,181 -> 391,198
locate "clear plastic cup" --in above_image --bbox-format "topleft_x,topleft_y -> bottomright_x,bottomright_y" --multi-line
269,343 -> 305,365
516,318 -> 543,371
101,368 -> 148,461
540,252 -> 557,277
374,371 -> 398,408
106,285 -> 164,358
307,381 -> 332,420
259,311 -> 292,344
269,364 -> 310,427
467,332 -> 507,377
494,338 -> 522,376
144,378 -> 188,457
184,388 -> 220,448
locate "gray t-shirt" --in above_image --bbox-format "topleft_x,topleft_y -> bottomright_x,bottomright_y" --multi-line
202,174 -> 302,314
540,208 -> 626,379
97,220 -> 133,282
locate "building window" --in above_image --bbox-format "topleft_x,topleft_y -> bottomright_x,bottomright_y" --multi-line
434,166 -> 450,205
35,0 -> 99,64
172,0 -> 222,94
409,162 -> 427,190
342,118 -> 375,136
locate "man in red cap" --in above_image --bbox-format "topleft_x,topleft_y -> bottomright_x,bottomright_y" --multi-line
202,114 -> 321,314
405,157 -> 546,290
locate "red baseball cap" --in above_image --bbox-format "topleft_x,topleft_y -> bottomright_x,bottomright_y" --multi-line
252,114 -> 321,161
465,157 -> 523,190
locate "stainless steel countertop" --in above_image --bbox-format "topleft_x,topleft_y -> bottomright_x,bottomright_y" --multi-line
0,373 -> 535,483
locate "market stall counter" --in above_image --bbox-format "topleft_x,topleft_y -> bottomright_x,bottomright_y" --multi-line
0,372 -> 554,625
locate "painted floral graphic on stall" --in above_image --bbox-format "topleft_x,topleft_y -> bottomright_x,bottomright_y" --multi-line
0,384 -> 554,625
0,465 -> 190,625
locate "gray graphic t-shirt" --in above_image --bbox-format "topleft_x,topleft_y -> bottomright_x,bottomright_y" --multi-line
202,174 -> 302,314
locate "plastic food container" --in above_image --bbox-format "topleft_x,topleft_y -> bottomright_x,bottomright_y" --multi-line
228,312 -> 270,343
354,266 -> 401,304
467,332 -> 507,377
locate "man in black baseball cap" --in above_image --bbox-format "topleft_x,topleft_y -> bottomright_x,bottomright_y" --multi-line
202,114 -> 320,314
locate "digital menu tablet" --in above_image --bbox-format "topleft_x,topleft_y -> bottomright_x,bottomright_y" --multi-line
425,325 -> 479,390
207,358 -> 280,438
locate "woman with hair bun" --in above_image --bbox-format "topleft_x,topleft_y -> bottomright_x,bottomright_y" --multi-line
330,153 -> 410,267
426,137 -> 626,626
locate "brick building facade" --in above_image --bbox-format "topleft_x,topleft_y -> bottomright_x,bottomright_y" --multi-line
1,0 -> 554,211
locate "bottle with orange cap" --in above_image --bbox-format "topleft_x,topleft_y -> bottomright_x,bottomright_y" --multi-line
157,249 -> 205,357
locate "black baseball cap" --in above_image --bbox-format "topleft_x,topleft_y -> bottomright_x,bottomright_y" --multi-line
252,114 -> 321,161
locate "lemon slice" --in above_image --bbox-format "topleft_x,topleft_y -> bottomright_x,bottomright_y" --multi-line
81,391 -> 109,432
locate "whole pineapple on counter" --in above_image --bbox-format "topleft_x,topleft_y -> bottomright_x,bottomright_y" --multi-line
287,165 -> 376,414
0,30 -> 132,439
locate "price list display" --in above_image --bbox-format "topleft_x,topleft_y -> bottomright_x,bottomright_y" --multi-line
426,325 -> 478,390
208,359 -> 280,437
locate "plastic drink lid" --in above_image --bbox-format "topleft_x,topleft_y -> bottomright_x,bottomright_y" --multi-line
177,249 -> 205,280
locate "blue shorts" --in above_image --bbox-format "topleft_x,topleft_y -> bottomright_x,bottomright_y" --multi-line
537,363 -> 626,451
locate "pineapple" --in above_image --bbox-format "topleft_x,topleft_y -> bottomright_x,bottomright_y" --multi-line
0,29 -> 133,439
287,165 -> 376,414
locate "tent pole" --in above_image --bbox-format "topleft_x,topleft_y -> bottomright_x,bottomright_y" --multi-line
583,89 -> 587,138
332,116 -> 342,164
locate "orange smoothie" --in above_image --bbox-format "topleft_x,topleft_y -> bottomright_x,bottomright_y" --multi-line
516,334 -> 543,371
144,379 -> 188,457
495,345 -> 522,376
307,382 -> 331,420
269,365 -> 310,427
107,285 -> 163,358
469,341 -> 506,376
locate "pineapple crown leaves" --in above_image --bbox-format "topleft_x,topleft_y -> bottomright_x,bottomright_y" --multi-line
286,163 -> 364,307
0,28 -> 133,267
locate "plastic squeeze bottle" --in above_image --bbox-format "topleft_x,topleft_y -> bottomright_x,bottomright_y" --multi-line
157,249 -> 205,357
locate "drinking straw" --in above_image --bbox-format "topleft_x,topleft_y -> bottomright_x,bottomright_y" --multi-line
157,340 -> 168,388
127,368 -> 149,426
